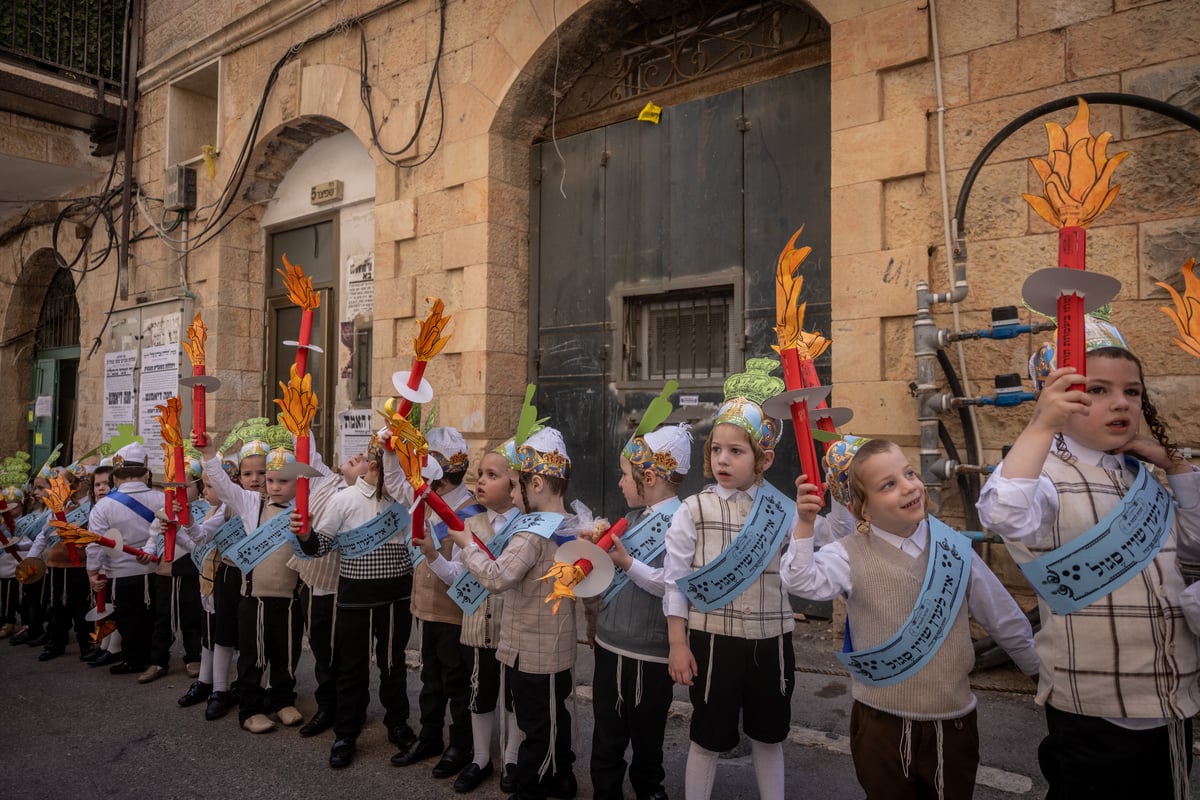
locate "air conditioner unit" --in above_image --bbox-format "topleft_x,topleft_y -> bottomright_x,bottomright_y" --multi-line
164,165 -> 197,213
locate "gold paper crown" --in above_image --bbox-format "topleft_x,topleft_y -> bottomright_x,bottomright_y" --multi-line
516,445 -> 569,479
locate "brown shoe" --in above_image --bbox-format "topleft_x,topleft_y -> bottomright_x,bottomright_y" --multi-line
0,623 -> 15,639
138,665 -> 169,684
185,661 -> 201,678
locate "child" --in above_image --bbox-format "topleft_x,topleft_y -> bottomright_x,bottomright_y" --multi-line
978,324 -> 1200,800
176,471 -> 227,708
783,436 -> 1038,799
590,421 -> 691,800
417,445 -> 521,792
86,443 -> 166,675
392,427 -> 479,778
27,466 -> 94,662
84,463 -> 122,667
293,437 -> 415,768
448,426 -> 581,800
199,428 -> 304,734
1,453 -> 39,645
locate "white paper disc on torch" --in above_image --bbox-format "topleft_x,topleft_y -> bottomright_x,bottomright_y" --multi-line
1022,267 -> 1121,317
810,406 -> 854,428
274,462 -> 323,481
85,605 -> 114,622
178,374 -> 222,391
761,386 -> 833,420
101,529 -> 124,555
283,340 -> 325,354
552,539 -> 616,599
392,371 -> 435,404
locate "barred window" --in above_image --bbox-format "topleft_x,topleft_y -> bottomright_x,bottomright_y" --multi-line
623,285 -> 734,383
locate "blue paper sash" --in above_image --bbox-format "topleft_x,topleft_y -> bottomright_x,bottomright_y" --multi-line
600,499 -> 681,604
190,499 -> 212,521
105,490 -> 156,524
837,516 -> 972,687
412,503 -> 487,568
336,502 -> 411,560
677,483 -> 796,613
191,538 -> 219,571
227,504 -> 295,573
1019,460 -> 1173,615
212,516 -> 247,556
14,511 -> 50,540
450,511 -> 564,615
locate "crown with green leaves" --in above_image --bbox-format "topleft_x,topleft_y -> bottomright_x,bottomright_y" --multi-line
714,358 -> 785,449
0,452 -> 32,504
623,381 -> 681,477
222,417 -> 294,463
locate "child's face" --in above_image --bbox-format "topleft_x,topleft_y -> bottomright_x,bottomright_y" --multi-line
476,453 -> 515,512
201,476 -> 219,505
857,445 -> 925,537
708,424 -> 766,491
186,481 -> 201,503
93,474 -> 111,499
509,469 -> 526,513
32,477 -> 50,501
240,456 -> 267,494
1063,355 -> 1143,453
341,454 -> 370,485
265,473 -> 295,505
618,457 -> 645,509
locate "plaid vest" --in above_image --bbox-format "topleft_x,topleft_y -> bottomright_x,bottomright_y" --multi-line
459,512 -> 503,649
1007,455 -> 1200,719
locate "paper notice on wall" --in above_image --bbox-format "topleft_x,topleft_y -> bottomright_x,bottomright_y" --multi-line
339,408 -> 374,460
346,254 -> 374,318
34,395 -> 53,418
103,350 -> 138,440
138,344 -> 180,456
142,313 -> 182,347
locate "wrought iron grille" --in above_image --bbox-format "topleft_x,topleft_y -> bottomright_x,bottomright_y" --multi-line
0,0 -> 125,88
624,285 -> 733,382
36,268 -> 80,350
557,0 -> 828,126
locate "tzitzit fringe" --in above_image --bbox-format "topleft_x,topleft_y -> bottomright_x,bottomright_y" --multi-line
286,598 -> 296,679
1169,718 -> 1188,800
703,634 -> 716,705
469,647 -> 482,711
255,600 -> 267,669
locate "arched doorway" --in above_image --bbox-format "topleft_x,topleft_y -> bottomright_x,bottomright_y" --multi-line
529,0 -> 831,512
31,268 -> 81,465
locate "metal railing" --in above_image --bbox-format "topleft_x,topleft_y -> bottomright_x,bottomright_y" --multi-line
0,0 -> 125,89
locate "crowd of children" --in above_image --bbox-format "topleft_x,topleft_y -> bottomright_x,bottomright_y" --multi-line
2,318 -> 1199,800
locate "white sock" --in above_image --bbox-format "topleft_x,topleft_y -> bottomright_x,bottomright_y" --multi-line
212,644 -> 235,692
106,630 -> 122,653
199,647 -> 213,684
685,742 -> 719,800
504,710 -> 522,765
472,711 -> 494,768
751,739 -> 785,800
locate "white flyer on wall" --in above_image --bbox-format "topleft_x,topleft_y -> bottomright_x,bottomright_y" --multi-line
103,349 -> 138,440
138,344 -> 180,455
339,408 -> 374,462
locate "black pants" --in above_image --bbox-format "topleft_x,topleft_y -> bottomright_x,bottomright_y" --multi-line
590,644 -> 673,800
465,644 -> 501,714
1041,704 -> 1193,800
111,574 -> 155,668
850,702 -> 979,800
299,585 -> 337,714
0,576 -> 18,623
20,572 -> 48,635
236,594 -> 303,721
417,619 -> 471,748
46,567 -> 92,653
210,562 -> 241,648
332,596 -> 413,740
507,661 -> 574,799
150,573 -> 204,667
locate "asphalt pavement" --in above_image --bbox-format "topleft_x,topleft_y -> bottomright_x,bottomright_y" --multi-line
4,615 -> 1190,799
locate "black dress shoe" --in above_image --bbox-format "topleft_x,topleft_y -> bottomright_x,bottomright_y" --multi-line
545,771 -> 578,799
453,761 -> 493,793
78,646 -> 100,661
88,650 -> 121,667
391,738 -> 443,767
636,791 -> 669,800
299,709 -> 335,737
178,681 -> 212,707
499,763 -> 518,793
433,746 -> 473,778
205,691 -> 236,721
37,648 -> 64,662
9,628 -> 33,645
110,661 -> 146,675
388,725 -> 417,751
329,737 -> 356,768
26,631 -> 50,647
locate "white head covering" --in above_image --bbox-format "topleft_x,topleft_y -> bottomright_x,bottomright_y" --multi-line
426,427 -> 469,473
642,423 -> 694,476
517,427 -> 570,478
114,442 -> 148,467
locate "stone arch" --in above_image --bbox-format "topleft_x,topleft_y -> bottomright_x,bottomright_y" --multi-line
240,115 -> 350,204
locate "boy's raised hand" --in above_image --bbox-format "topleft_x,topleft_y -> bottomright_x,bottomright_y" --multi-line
607,536 -> 633,571
192,430 -> 218,461
288,510 -> 307,537
793,475 -> 824,521
1029,367 -> 1091,434
1119,434 -> 1193,475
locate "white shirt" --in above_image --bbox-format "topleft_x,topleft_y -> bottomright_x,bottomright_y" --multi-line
426,506 -> 518,586
779,519 -> 1039,677
619,497 -> 683,599
85,481 -> 165,577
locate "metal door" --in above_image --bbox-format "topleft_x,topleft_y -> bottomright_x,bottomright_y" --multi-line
532,66 -> 831,517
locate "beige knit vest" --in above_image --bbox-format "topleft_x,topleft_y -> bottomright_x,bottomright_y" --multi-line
1006,455 -> 1200,718
242,503 -> 300,599
686,488 -> 794,639
843,532 -> 975,719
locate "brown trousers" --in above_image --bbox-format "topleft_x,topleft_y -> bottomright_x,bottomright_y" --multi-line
849,701 -> 979,800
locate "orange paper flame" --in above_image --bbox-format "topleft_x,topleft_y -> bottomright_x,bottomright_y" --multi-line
274,364 -> 319,437
277,254 -> 321,311
42,474 -> 72,514
772,227 -> 831,360
182,313 -> 208,367
1157,257 -> 1200,360
91,618 -> 116,644
539,561 -> 586,614
414,297 -> 451,361
48,520 -> 102,547
155,396 -> 184,482
1022,99 -> 1129,229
